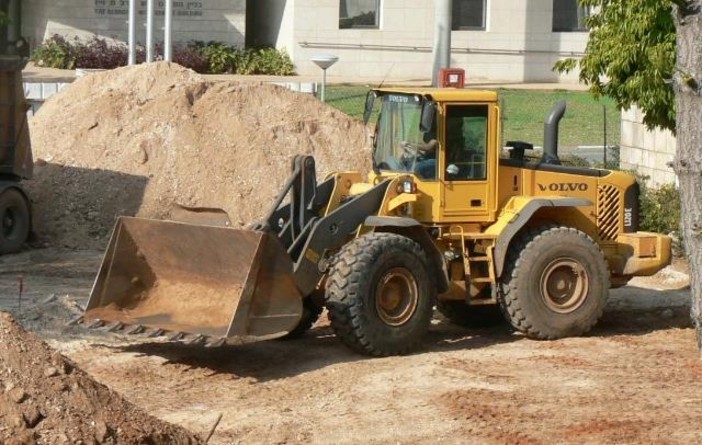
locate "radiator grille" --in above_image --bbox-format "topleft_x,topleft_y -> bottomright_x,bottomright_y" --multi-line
597,184 -> 620,240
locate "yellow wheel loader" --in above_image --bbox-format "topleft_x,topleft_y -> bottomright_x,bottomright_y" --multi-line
0,50 -> 33,254
80,88 -> 671,356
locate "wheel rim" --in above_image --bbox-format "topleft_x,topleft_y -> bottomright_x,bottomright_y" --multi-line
2,207 -> 15,238
375,267 -> 419,326
540,258 -> 589,314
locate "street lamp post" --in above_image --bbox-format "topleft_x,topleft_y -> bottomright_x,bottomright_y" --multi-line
311,55 -> 339,102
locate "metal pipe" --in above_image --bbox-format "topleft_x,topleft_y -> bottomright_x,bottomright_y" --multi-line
164,0 -> 172,62
432,0 -> 452,86
146,0 -> 154,62
543,101 -> 567,164
128,0 -> 136,65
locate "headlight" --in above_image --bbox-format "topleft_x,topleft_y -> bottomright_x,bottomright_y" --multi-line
397,179 -> 416,194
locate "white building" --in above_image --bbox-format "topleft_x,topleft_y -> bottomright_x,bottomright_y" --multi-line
11,0 -> 589,83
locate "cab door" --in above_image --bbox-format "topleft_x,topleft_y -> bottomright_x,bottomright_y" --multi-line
439,103 -> 497,222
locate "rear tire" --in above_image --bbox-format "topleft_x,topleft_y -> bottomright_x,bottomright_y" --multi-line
0,188 -> 30,254
498,226 -> 609,339
325,232 -> 435,356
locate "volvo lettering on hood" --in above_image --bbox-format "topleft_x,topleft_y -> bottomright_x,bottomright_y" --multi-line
537,182 -> 589,192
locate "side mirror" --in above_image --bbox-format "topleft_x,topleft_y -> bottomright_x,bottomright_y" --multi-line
420,101 -> 436,133
363,91 -> 377,125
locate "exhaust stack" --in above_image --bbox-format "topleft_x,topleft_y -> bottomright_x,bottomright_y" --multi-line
542,100 -> 566,165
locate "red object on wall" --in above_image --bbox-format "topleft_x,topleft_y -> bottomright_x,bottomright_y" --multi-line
438,68 -> 466,88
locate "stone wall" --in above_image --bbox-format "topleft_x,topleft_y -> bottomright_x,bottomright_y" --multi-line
23,0 -> 245,48
620,105 -> 677,186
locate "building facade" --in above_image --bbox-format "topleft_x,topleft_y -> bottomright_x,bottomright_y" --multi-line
8,0 -> 589,83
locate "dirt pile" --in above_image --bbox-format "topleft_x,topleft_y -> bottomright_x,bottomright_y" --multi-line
0,312 -> 201,444
28,62 -> 370,249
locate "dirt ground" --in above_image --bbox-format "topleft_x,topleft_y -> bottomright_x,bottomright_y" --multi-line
0,248 -> 699,444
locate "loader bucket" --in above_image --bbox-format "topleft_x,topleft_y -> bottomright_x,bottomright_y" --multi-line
85,217 -> 303,344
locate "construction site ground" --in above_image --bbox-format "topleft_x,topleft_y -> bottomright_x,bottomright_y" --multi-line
5,62 -> 698,443
0,247 -> 698,444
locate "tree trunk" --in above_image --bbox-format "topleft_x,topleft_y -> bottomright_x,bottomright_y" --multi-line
673,1 -> 702,352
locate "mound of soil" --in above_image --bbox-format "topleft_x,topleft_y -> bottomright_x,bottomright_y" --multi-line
28,62 -> 370,249
0,312 -> 201,444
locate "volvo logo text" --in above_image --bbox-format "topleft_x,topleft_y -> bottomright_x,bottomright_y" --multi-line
537,183 -> 589,192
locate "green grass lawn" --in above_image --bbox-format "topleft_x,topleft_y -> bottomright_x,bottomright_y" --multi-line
325,85 -> 620,149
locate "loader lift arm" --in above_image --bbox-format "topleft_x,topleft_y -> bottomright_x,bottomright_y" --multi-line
253,155 -> 391,296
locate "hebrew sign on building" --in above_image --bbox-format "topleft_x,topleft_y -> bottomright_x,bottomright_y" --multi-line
23,0 -> 245,47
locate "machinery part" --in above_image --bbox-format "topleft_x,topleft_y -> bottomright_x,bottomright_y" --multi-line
0,187 -> 30,254
498,226 -> 609,339
436,299 -> 506,328
610,275 -> 632,289
492,197 -> 592,279
85,216 -> 303,343
281,296 -> 323,339
365,215 -> 450,294
325,232 -> 435,356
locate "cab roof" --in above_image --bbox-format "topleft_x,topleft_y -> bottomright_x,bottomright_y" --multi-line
374,87 -> 498,103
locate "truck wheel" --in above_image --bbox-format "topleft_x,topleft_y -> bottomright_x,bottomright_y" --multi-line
0,188 -> 30,254
436,300 -> 506,328
498,226 -> 609,340
281,296 -> 323,339
325,232 -> 435,356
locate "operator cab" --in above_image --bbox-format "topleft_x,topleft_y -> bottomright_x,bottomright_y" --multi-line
366,88 -> 499,222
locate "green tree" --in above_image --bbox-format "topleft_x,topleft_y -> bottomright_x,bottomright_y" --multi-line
554,0 -> 677,132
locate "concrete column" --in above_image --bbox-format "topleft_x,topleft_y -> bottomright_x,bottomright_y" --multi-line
432,0 -> 452,86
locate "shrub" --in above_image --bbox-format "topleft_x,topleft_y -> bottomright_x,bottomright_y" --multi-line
74,36 -> 127,69
191,41 -> 237,74
189,41 -> 295,75
31,36 -> 294,75
255,47 -> 294,75
30,34 -> 76,69
638,179 -> 682,253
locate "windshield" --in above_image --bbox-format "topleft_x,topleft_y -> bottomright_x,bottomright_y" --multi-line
373,94 -> 435,178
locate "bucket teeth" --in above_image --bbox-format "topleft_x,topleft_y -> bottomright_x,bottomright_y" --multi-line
147,328 -> 166,338
107,322 -> 125,332
86,319 -> 105,329
206,337 -> 226,348
67,315 -> 84,326
168,332 -> 185,342
125,325 -> 146,335
185,334 -> 206,345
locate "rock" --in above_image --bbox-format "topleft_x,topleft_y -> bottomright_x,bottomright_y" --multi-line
22,405 -> 44,428
44,367 -> 59,378
6,430 -> 36,445
7,387 -> 27,403
94,420 -> 110,443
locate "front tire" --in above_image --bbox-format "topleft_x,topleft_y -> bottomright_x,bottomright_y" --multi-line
498,226 -> 609,339
0,188 -> 30,254
325,233 -> 435,356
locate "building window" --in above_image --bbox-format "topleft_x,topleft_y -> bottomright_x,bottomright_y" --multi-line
339,0 -> 380,29
552,0 -> 591,32
452,0 -> 486,31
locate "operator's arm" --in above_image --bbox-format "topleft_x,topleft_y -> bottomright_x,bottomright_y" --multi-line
402,138 -> 438,157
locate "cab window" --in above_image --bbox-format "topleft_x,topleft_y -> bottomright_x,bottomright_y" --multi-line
444,105 -> 489,181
